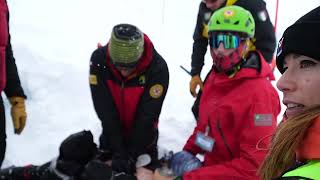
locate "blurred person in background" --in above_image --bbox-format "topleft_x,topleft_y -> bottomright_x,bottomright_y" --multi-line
0,0 -> 27,168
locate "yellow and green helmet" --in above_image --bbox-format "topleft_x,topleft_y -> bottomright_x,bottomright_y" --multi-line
208,5 -> 255,38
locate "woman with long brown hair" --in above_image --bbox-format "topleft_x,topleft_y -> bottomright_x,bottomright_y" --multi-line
259,6 -> 320,180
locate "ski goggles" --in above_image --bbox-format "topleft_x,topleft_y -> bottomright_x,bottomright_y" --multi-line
209,34 -> 242,49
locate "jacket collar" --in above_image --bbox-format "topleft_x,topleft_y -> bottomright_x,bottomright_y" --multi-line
296,117 -> 320,161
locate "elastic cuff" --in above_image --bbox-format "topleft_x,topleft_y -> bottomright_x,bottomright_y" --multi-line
190,68 -> 201,76
8,96 -> 25,105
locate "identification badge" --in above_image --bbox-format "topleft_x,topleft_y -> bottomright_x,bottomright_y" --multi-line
195,132 -> 215,152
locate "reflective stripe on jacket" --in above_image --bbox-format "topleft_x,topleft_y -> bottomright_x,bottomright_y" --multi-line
282,161 -> 320,180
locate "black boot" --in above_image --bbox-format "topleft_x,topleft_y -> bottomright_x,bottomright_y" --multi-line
0,162 -> 65,180
0,164 -> 48,180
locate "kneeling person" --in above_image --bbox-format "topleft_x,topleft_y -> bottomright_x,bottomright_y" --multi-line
89,23 -> 169,178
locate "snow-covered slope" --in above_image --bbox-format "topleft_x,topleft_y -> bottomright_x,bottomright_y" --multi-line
2,0 -> 319,167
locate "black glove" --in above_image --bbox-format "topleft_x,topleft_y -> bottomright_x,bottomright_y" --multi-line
111,154 -> 136,175
80,160 -> 113,180
95,149 -> 112,162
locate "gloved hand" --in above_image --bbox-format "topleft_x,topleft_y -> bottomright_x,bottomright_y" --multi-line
169,151 -> 202,176
112,154 -> 136,175
81,160 -> 113,180
9,96 -> 27,134
189,75 -> 203,98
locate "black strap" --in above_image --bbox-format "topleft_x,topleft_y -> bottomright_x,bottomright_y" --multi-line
241,52 -> 261,72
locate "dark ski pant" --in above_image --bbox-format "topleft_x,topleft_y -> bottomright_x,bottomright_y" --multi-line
0,98 -> 6,168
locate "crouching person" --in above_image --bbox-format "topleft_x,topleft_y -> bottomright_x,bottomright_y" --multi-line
89,23 -> 169,180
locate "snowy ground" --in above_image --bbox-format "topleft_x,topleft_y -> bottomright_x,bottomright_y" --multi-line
2,0 -> 319,167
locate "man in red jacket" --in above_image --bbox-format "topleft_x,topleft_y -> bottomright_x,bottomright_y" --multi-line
0,0 -> 27,167
157,6 -> 280,180
89,23 -> 169,179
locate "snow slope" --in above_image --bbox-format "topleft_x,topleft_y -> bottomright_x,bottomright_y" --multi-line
2,0 -> 319,167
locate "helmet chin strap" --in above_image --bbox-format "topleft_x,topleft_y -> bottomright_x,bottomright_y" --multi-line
241,39 -> 250,59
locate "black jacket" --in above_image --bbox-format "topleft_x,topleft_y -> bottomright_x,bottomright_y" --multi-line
3,36 -> 26,99
89,35 -> 169,162
191,0 -> 276,75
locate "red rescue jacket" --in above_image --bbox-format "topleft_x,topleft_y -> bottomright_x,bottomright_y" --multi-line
89,34 -> 169,160
0,0 -> 8,91
183,52 -> 281,180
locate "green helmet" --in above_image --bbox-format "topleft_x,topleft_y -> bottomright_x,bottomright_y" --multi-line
208,5 -> 255,38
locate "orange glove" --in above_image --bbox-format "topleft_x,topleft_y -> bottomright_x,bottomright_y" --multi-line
189,75 -> 203,98
9,96 -> 27,134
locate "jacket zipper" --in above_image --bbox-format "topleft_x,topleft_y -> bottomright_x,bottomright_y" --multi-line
216,119 -> 234,158
120,81 -> 125,118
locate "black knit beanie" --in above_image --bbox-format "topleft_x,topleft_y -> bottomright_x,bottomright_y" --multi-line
276,6 -> 320,73
58,130 -> 97,164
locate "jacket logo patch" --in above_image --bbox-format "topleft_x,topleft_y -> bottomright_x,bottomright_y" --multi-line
139,75 -> 146,85
149,84 -> 164,99
277,37 -> 284,57
89,74 -> 97,85
204,12 -> 212,22
258,10 -> 268,22
254,114 -> 272,126
202,24 -> 209,38
223,9 -> 235,18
